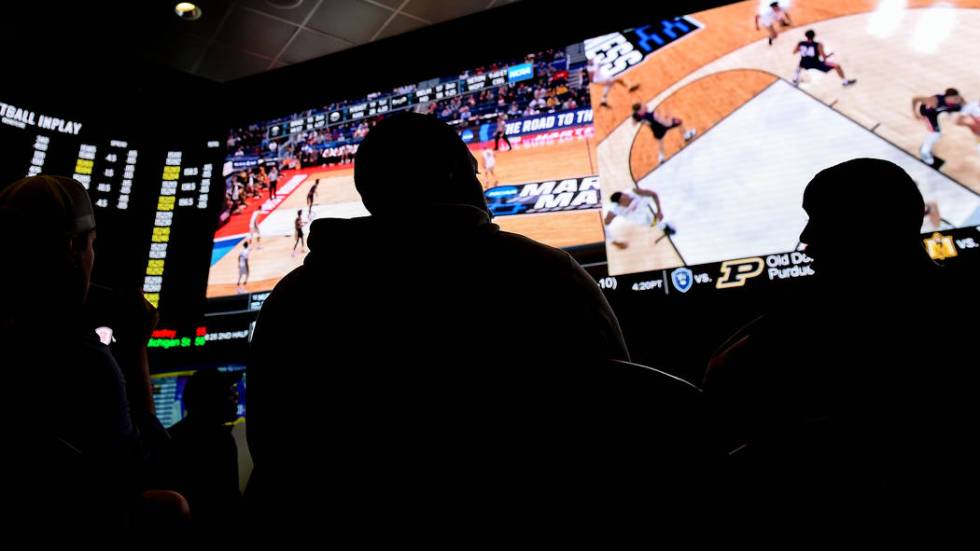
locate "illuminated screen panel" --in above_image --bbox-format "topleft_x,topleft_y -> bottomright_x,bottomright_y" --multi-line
151,365 -> 246,429
0,98 -> 224,331
207,0 -> 980,317
589,0 -> 980,294
207,47 -> 603,311
1,100 -> 139,211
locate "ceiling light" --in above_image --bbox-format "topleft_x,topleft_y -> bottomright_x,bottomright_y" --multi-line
175,2 -> 202,21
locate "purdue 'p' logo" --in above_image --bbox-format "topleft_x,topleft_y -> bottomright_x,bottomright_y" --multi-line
716,257 -> 765,289
923,233 -> 957,261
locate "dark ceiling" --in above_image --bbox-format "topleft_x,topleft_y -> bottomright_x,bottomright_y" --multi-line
161,0 -> 523,81
4,0 -> 521,83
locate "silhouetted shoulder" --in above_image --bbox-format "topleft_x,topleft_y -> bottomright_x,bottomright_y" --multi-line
491,228 -> 581,267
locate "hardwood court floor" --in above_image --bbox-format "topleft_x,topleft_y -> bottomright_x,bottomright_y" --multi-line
208,136 -> 605,297
596,0 -> 980,276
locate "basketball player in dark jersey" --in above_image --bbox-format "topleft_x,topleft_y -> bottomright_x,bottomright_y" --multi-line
494,114 -> 512,151
792,30 -> 856,87
631,103 -> 696,164
292,209 -> 306,256
306,179 -> 319,219
912,88 -> 964,165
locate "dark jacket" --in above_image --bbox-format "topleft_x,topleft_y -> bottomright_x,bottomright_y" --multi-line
246,204 -> 630,529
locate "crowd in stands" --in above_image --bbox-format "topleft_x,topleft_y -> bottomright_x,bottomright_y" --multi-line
225,48 -> 590,171
226,124 -> 268,158
221,164 -> 280,220
4,113 -> 973,538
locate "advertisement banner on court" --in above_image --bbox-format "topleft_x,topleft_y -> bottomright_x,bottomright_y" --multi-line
485,175 -> 601,217
464,109 -> 594,143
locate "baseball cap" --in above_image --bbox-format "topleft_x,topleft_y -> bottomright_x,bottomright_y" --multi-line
0,175 -> 95,236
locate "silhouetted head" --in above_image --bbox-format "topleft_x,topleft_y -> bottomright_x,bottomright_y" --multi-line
801,158 -> 926,278
183,369 -> 240,424
805,29 -> 816,40
354,112 -> 487,216
0,175 -> 96,307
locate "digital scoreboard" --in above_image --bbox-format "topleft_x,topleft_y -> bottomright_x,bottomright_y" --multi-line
0,97 -> 224,331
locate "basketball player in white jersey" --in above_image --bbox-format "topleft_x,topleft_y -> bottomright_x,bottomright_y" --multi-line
587,57 -> 640,108
249,209 -> 262,249
756,1 -> 792,46
481,146 -> 497,189
237,239 -> 251,293
603,188 -> 675,249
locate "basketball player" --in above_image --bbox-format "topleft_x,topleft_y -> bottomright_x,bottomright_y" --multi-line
306,179 -> 320,219
603,188 -> 675,249
482,146 -> 497,189
249,209 -> 262,249
632,103 -> 696,164
912,88 -> 964,166
792,30 -> 857,87
587,57 -> 640,108
292,209 -> 306,257
955,100 -> 980,157
494,115 -> 512,151
756,1 -> 792,46
237,240 -> 251,293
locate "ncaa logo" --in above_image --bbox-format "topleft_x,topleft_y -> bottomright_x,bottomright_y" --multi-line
460,129 -> 475,143
671,268 -> 693,293
485,186 -> 518,198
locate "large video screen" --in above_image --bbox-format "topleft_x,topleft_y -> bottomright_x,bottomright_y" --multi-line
209,0 -> 979,316
207,46 -> 604,309
590,0 -> 979,292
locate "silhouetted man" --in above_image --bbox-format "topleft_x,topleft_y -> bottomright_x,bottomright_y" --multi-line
704,158 -> 972,524
164,369 -> 242,532
0,175 -> 168,533
246,113 -> 630,532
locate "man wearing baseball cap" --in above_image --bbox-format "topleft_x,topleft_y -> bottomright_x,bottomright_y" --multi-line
1,175 -> 170,532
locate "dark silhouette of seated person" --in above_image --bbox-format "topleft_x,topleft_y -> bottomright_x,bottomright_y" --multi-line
164,369 -> 243,531
704,158 -> 971,516
246,113 -> 634,529
0,175 -> 169,531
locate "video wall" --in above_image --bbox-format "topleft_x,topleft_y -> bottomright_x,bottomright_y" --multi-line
3,0 -> 978,368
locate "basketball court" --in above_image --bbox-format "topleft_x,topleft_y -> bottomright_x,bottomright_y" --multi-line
595,0 -> 980,276
207,132 -> 605,296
